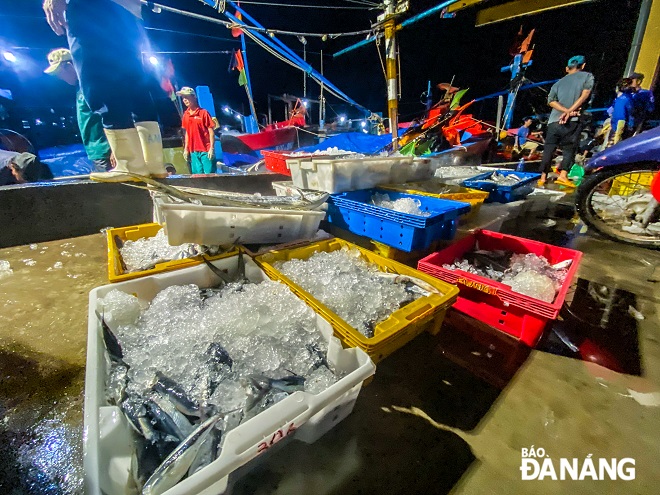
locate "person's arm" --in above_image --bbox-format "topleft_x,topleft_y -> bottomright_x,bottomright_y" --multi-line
207,128 -> 215,161
43,0 -> 68,36
182,130 -> 189,161
566,89 -> 592,114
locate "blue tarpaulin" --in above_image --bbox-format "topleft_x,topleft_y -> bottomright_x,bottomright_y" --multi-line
297,133 -> 391,154
39,143 -> 94,177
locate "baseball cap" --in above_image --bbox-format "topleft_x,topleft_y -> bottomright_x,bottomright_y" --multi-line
44,48 -> 73,74
176,87 -> 196,97
628,72 -> 644,80
567,55 -> 586,68
11,153 -> 38,170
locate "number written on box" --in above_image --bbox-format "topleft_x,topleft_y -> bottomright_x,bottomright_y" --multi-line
257,422 -> 296,454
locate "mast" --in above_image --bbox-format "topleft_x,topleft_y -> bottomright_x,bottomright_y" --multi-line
383,0 -> 399,148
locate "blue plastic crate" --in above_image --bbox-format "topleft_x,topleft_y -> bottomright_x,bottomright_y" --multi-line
326,189 -> 471,252
461,171 -> 540,203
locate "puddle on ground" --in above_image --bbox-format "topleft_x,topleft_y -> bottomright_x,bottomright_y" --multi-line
538,278 -> 643,375
0,234 -> 107,494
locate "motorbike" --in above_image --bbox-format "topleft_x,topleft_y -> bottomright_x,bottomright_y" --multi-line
576,126 -> 660,249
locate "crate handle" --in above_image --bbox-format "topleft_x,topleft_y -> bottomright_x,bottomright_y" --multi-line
403,302 -> 433,321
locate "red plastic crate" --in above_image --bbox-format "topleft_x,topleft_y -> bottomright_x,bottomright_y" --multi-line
451,286 -> 549,347
418,230 -> 582,320
261,150 -> 310,176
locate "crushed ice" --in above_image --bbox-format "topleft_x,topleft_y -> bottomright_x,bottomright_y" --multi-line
118,228 -> 201,272
371,192 -> 431,217
0,260 -> 13,280
274,247 -> 421,337
100,278 -> 338,408
443,251 -> 569,302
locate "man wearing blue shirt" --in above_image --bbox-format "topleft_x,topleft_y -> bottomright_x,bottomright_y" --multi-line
609,78 -> 635,146
629,72 -> 655,134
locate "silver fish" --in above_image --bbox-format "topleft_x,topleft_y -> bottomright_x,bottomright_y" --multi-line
113,173 -> 329,210
141,413 -> 224,495
375,272 -> 443,296
151,371 -> 201,417
150,393 -> 195,439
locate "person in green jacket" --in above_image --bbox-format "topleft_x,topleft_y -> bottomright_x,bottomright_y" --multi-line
44,48 -> 114,172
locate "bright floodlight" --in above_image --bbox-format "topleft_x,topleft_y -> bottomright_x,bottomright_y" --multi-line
222,126 -> 229,131
148,56 -> 159,66
302,100 -> 308,108
222,106 -> 231,114
235,114 -> 242,121
338,115 -> 346,124
3,51 -> 17,63
360,121 -> 367,128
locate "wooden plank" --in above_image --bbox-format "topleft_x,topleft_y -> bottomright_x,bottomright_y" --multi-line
476,0 -> 595,26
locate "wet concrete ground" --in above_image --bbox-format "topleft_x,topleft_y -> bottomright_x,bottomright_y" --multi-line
0,205 -> 659,494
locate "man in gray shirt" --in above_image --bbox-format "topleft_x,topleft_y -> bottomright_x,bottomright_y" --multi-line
538,55 -> 594,187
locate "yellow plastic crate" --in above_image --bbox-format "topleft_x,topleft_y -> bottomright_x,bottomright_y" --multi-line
254,238 -> 460,362
380,180 -> 489,222
106,223 -> 237,283
610,172 -> 654,197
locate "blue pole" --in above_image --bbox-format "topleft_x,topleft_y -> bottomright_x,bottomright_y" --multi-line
399,0 -> 460,28
472,79 -> 559,102
333,34 -> 380,58
503,54 -> 522,129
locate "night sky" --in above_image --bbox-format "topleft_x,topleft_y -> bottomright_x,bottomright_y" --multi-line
0,0 -> 645,145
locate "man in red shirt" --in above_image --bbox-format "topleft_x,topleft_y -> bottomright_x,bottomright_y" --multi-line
177,87 -> 216,174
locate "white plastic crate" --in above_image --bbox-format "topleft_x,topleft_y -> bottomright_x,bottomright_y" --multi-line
84,255 -> 376,495
153,196 -> 326,246
287,156 -> 429,193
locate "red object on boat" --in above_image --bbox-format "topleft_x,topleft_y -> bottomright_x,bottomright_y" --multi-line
261,149 -> 310,176
236,126 -> 299,152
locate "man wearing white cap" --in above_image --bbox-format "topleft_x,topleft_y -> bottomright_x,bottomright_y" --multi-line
177,87 -> 217,174
43,0 -> 167,180
44,48 -> 113,172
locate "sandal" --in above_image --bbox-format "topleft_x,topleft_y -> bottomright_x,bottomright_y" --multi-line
554,177 -> 577,188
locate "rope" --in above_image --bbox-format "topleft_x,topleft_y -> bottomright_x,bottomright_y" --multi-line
375,38 -> 386,82
143,1 -> 376,39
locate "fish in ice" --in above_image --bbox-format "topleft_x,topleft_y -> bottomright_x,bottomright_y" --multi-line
96,311 -> 125,364
151,371 -> 202,418
142,413 -> 225,495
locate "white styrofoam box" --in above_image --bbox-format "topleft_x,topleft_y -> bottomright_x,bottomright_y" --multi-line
153,196 -> 326,246
272,181 -> 303,198
84,255 -> 376,495
287,156 -> 416,193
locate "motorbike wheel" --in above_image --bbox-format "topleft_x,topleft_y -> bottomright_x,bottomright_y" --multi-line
576,163 -> 660,249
